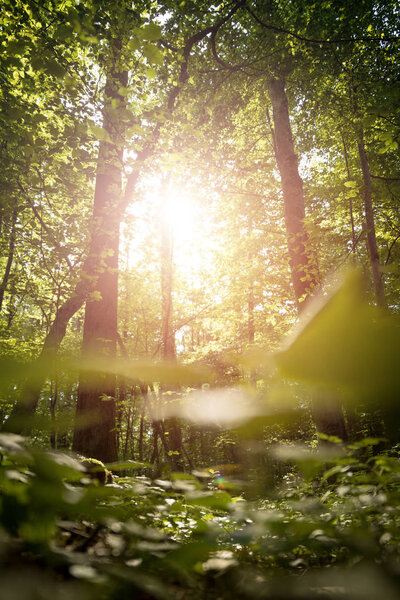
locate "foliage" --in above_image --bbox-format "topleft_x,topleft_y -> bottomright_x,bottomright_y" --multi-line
0,427 -> 399,599
0,274 -> 399,598
0,0 -> 399,598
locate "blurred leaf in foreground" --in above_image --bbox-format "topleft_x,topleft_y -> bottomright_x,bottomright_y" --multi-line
77,357 -> 215,387
276,271 -> 400,400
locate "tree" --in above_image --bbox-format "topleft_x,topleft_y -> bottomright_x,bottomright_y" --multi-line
267,77 -> 319,308
72,36 -> 128,462
1,0 -> 399,458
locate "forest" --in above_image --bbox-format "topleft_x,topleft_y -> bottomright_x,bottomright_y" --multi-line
0,0 -> 399,598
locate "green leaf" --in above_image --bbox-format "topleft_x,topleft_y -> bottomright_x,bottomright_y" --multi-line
349,437 -> 386,449
141,24 -> 162,41
118,86 -> 130,96
276,271 -> 400,400
185,491 -> 232,511
167,541 -> 214,568
128,37 -> 141,51
89,125 -> 112,143
45,59 -> 66,78
143,44 -> 164,66
146,68 -> 157,80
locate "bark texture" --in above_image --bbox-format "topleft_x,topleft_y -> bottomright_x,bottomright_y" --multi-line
267,78 -> 318,309
357,135 -> 386,307
72,48 -> 127,463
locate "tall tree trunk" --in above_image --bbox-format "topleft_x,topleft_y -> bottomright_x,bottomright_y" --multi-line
267,77 -> 318,310
268,77 -> 347,441
138,398 -> 145,462
72,42 -> 127,463
247,211 -> 255,344
357,133 -> 386,307
248,285 -> 255,344
340,130 -> 357,255
160,192 -> 184,471
161,201 -> 175,360
0,207 -> 17,312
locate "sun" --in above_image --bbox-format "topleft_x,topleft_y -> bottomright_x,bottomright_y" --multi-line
160,184 -> 207,280
161,185 -> 197,240
123,174 -> 220,288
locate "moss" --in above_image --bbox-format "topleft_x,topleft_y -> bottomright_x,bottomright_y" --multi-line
80,458 -> 113,484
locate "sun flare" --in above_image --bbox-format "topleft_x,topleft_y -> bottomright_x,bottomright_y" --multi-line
161,186 -> 197,239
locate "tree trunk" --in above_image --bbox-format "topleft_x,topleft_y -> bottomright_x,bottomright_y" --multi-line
72,43 -> 127,463
161,199 -> 176,360
49,380 -> 58,450
138,399 -> 145,462
248,286 -> 255,344
357,134 -> 386,307
310,392 -> 348,442
160,194 -> 184,470
340,131 -> 357,254
247,212 -> 255,344
0,207 -> 17,313
268,77 -> 347,441
267,77 -> 318,310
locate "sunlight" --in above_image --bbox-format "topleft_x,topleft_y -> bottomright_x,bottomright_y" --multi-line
157,180 -> 217,285
161,186 -> 196,239
121,172 -> 225,338
123,174 -> 218,282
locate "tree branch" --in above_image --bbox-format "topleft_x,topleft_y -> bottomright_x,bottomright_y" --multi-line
123,0 -> 246,207
385,234 -> 400,265
371,174 -> 400,182
17,180 -> 76,276
245,5 -> 399,46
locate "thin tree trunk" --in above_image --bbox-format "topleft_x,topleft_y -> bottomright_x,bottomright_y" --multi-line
117,378 -> 127,455
0,207 -> 17,312
248,286 -> 255,344
160,191 -> 185,471
340,131 -> 357,254
247,212 -> 255,344
138,391 -> 146,462
123,402 -> 132,460
49,380 -> 58,450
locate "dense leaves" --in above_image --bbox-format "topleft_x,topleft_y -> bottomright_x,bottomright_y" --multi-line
1,0 -> 399,598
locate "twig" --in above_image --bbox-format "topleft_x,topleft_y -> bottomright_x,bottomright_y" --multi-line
385,234 -> 400,265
